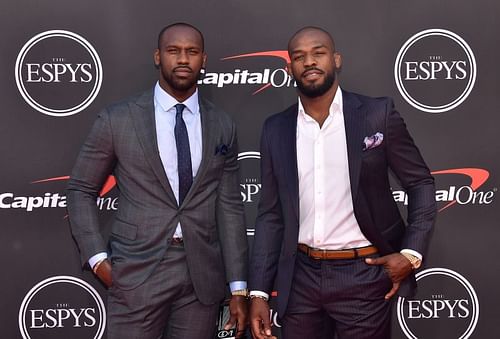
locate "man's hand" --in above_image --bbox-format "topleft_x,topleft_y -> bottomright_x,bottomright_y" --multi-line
94,259 -> 112,288
365,253 -> 413,300
250,297 -> 275,339
224,295 -> 248,338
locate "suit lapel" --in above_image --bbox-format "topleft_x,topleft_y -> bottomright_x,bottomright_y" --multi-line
181,97 -> 218,206
342,90 -> 366,201
280,105 -> 300,222
129,89 -> 177,207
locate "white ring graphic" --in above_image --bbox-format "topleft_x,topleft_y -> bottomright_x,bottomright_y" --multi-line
18,275 -> 106,339
15,30 -> 103,117
394,29 -> 476,113
397,268 -> 479,339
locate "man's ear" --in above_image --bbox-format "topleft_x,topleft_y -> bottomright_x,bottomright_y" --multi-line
202,52 -> 207,69
286,62 -> 292,77
153,49 -> 160,68
334,52 -> 342,70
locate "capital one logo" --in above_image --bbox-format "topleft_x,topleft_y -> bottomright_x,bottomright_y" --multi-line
0,175 -> 117,212
199,51 -> 294,94
19,275 -> 106,339
393,168 -> 496,212
15,30 -> 103,116
394,29 -> 476,113
397,268 -> 479,339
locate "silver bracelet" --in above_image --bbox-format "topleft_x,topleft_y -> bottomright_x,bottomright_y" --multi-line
249,294 -> 269,301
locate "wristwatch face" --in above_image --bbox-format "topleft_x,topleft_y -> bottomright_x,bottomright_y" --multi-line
413,259 -> 422,269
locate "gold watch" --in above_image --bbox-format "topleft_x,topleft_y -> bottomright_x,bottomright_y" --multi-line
231,289 -> 249,297
401,252 -> 422,269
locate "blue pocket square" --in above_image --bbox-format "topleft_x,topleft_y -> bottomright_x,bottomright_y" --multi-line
215,143 -> 229,155
363,132 -> 384,151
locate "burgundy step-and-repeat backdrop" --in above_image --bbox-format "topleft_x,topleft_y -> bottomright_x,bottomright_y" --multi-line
1,1 -> 498,338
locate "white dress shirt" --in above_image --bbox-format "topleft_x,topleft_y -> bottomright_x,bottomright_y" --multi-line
296,89 -> 371,249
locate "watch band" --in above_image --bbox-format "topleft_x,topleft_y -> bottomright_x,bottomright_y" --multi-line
401,252 -> 422,269
231,289 -> 249,297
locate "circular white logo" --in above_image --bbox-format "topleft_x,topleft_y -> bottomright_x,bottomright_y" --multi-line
18,275 -> 106,339
15,30 -> 103,117
394,29 -> 476,113
397,268 -> 479,339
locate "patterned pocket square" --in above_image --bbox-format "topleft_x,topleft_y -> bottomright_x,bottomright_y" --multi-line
215,143 -> 229,155
363,132 -> 384,151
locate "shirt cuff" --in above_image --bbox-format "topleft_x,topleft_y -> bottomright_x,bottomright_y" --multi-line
88,252 -> 108,269
249,290 -> 269,301
229,281 -> 247,293
400,249 -> 423,261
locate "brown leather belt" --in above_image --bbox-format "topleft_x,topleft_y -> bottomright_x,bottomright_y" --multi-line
298,244 -> 378,260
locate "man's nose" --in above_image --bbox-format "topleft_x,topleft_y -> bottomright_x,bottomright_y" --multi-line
303,53 -> 317,67
177,50 -> 189,64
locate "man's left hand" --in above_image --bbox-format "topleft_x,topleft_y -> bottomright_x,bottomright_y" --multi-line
224,295 -> 248,338
365,253 -> 413,300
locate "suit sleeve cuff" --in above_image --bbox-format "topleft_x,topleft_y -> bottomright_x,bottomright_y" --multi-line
400,249 -> 423,261
249,290 -> 269,301
229,281 -> 247,293
88,252 -> 108,269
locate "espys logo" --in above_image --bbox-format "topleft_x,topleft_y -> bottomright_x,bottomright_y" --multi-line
393,168 -> 496,212
19,275 -> 106,339
397,268 -> 479,339
394,29 -> 476,113
238,151 -> 261,236
15,30 -> 103,117
198,51 -> 294,94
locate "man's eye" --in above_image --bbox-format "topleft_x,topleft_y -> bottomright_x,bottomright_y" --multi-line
294,55 -> 304,61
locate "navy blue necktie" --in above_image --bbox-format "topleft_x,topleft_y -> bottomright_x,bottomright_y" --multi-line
174,103 -> 192,205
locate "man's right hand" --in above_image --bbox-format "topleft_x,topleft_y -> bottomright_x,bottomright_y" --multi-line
249,297 -> 275,339
94,259 -> 112,287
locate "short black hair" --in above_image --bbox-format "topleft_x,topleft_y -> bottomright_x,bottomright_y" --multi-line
288,26 -> 335,53
157,22 -> 205,51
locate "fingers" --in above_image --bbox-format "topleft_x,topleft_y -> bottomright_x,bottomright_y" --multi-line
223,315 -> 236,331
224,296 -> 248,332
250,298 -> 272,339
250,318 -> 265,339
236,313 -> 247,334
365,256 -> 384,265
261,314 -> 272,337
250,315 -> 272,339
250,321 -> 272,339
385,281 -> 400,300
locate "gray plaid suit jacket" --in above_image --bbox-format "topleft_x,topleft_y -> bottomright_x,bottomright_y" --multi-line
67,88 -> 248,304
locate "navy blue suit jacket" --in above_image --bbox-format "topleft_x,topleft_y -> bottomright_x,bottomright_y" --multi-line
249,90 -> 436,315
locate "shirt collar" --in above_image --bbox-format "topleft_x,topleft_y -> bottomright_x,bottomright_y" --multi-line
298,87 -> 343,122
154,81 -> 199,115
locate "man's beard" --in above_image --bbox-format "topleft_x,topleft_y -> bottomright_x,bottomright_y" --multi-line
161,66 -> 199,92
296,70 -> 336,98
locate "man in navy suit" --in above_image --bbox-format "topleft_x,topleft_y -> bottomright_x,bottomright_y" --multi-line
249,27 -> 436,339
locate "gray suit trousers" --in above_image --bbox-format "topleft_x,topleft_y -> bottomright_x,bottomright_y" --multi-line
107,244 -> 219,339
